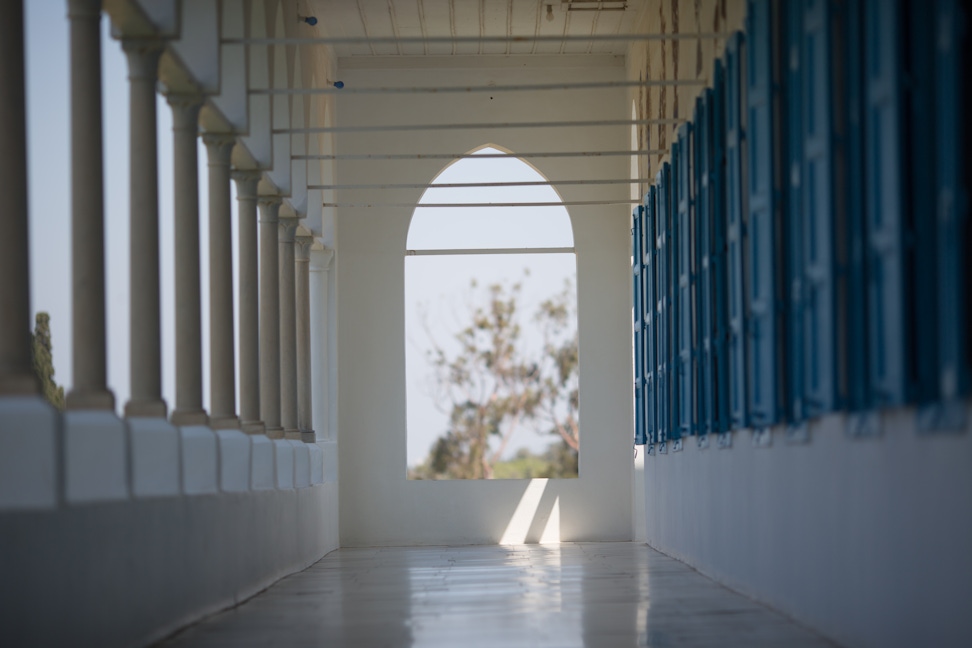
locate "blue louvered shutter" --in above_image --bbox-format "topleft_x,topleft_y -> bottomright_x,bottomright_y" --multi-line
784,0 -> 805,422
844,0 -> 870,412
657,164 -> 673,443
633,207 -> 646,445
695,94 -> 714,436
746,0 -> 781,426
863,0 -> 907,406
643,188 -> 658,443
799,0 -> 838,417
724,33 -> 749,429
675,127 -> 695,437
935,0 -> 971,404
908,0 -> 940,405
711,60 -> 731,434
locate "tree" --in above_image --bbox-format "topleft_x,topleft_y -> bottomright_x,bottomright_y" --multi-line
409,274 -> 579,480
31,312 -> 64,410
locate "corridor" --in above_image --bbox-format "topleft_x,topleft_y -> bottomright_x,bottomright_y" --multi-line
162,543 -> 838,647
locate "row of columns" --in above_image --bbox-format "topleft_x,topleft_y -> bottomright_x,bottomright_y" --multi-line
0,0 -> 319,446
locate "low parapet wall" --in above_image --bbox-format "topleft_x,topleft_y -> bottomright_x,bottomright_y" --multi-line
0,396 -> 339,647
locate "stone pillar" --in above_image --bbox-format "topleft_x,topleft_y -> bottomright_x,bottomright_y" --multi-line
309,246 -> 334,440
66,0 -> 113,410
0,1 -> 61,510
278,215 -> 299,440
204,134 -> 239,430
295,232 -> 314,442
167,94 -> 207,426
259,197 -> 283,438
232,171 -> 263,434
123,39 -> 166,418
0,0 -> 34,397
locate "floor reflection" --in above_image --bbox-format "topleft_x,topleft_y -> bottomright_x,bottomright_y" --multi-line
162,543 -> 838,647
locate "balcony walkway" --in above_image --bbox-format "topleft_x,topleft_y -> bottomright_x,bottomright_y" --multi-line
161,542 -> 838,647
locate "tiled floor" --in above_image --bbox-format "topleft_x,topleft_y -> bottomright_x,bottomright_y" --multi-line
162,543 -> 839,647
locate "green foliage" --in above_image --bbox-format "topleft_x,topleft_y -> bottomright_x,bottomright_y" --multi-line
31,312 -> 64,410
410,274 -> 579,480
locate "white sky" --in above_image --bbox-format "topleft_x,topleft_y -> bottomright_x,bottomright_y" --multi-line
405,151 -> 578,467
23,1 -> 578,469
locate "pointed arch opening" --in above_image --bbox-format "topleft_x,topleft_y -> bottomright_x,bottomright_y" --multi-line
405,147 -> 580,480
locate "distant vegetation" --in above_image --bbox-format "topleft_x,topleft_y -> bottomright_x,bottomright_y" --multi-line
409,275 -> 579,480
31,312 -> 64,410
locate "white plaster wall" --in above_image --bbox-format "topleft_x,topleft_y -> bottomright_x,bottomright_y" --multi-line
336,57 -> 634,546
643,408 -> 972,648
0,483 -> 339,646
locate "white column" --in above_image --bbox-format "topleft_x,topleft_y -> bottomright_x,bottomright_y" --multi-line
204,134 -> 239,430
0,0 -> 59,510
278,215 -> 299,440
232,171 -> 263,434
309,246 -> 333,440
295,233 -> 314,442
259,197 -> 283,438
122,39 -> 166,419
66,0 -> 113,411
120,39 -> 180,498
167,94 -> 206,426
0,0 -> 34,398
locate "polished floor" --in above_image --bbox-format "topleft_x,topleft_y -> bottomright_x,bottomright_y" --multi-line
162,543 -> 839,647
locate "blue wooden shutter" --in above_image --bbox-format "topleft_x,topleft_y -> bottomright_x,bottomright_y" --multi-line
798,0 -> 838,417
644,188 -> 658,443
784,0 -> 806,422
843,0 -> 870,412
695,94 -> 714,436
657,164 -> 673,443
863,0 -> 907,406
724,33 -> 749,429
633,206 -> 646,445
934,0 -> 971,408
746,0 -> 781,426
711,60 -> 731,434
676,126 -> 695,437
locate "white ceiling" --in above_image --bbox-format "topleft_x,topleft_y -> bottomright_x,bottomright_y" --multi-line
307,0 -> 648,57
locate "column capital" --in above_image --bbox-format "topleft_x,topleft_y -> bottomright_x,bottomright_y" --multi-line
121,39 -> 165,81
295,234 -> 314,261
67,0 -> 101,19
231,169 -> 262,198
258,196 -> 281,223
278,214 -> 299,242
202,133 -> 236,166
310,246 -> 335,272
166,94 -> 204,132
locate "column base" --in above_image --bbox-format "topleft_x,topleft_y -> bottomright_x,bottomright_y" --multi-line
64,409 -> 129,503
290,440 -> 311,488
66,388 -> 115,411
273,439 -> 295,489
128,417 -> 180,497
283,428 -> 301,441
124,398 -> 167,419
249,434 -> 275,490
179,425 -> 217,495
299,429 -> 316,444
0,396 -> 59,510
241,419 -> 266,435
216,429 -> 250,492
265,425 -> 284,440
171,408 -> 208,427
307,442 -> 324,485
210,415 -> 240,430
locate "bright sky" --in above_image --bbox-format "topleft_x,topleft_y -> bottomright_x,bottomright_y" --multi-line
23,2 -> 578,468
26,0 -> 227,413
405,150 -> 578,467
